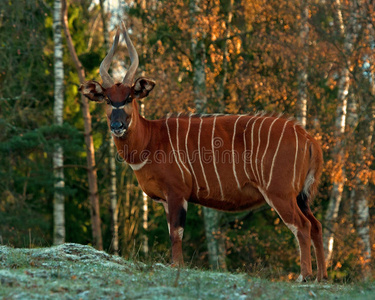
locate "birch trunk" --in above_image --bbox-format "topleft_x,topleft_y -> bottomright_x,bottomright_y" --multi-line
352,183 -> 371,278
109,137 -> 119,255
216,0 -> 233,113
352,15 -> 375,280
323,69 -> 348,264
323,0 -> 360,265
53,0 -> 65,245
350,26 -> 374,274
122,176 -> 140,257
140,101 -> 149,257
347,90 -> 372,278
296,0 -> 309,127
62,0 -> 103,250
190,0 -> 226,270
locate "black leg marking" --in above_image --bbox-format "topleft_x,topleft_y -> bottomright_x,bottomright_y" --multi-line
174,207 -> 187,229
297,191 -> 309,214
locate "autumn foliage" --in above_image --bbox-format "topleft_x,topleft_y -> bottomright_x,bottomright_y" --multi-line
0,0 -> 374,282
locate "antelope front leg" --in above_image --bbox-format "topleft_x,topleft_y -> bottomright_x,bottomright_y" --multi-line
166,197 -> 188,266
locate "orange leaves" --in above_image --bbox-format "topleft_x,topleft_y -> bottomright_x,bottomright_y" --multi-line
356,169 -> 372,186
358,255 -> 371,267
155,40 -> 165,55
334,261 -> 342,270
330,160 -> 345,185
233,37 -> 242,55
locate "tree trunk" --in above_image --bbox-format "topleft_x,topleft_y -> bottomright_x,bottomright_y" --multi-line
141,190 -> 149,256
203,207 -> 227,270
347,35 -> 374,276
139,5 -> 150,257
352,183 -> 371,279
190,0 -> 227,270
296,0 -> 309,128
62,0 -> 103,250
121,175 -> 140,257
352,8 -> 375,280
109,137 -> 119,255
347,92 -> 372,279
323,79 -> 347,264
52,0 -> 65,245
216,0 -> 233,113
323,0 -> 361,265
140,101 -> 149,257
190,0 -> 207,113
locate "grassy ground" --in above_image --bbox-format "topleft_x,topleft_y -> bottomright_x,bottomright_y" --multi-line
0,244 -> 373,299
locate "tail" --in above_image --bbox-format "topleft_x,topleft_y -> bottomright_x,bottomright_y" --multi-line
297,138 -> 323,213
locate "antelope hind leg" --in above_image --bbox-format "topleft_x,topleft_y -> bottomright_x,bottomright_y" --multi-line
263,192 -> 313,281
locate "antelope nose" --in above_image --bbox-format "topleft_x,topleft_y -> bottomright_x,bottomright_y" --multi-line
110,121 -> 124,131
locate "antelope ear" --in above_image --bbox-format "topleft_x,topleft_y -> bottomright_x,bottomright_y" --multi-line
79,81 -> 107,102
132,77 -> 156,99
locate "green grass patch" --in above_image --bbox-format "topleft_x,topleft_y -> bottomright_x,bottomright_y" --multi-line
0,244 -> 373,299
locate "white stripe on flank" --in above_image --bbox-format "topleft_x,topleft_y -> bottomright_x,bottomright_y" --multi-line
255,117 -> 268,184
198,117 -> 210,197
260,117 -> 279,186
212,115 -> 224,199
176,113 -> 191,176
162,202 -> 170,234
166,115 -> 185,182
243,115 -> 257,181
183,199 -> 188,211
302,139 -> 308,163
258,187 -> 297,237
232,115 -> 243,190
185,115 -> 200,196
250,117 -> 261,184
292,125 -> 299,190
266,120 -> 290,189
258,187 -> 274,209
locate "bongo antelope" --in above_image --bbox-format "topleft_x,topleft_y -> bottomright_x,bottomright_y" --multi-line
79,22 -> 327,282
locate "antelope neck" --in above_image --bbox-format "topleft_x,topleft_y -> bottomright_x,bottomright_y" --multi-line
115,111 -> 151,165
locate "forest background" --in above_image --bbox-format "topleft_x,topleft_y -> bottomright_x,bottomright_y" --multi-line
0,0 -> 374,282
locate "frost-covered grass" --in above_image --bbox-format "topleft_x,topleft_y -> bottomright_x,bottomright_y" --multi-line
0,244 -> 373,299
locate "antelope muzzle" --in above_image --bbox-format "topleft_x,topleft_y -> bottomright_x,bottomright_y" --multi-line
110,108 -> 128,137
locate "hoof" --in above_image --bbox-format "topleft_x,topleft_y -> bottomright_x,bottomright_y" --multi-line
315,276 -> 328,283
296,274 -> 312,283
169,262 -> 184,268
